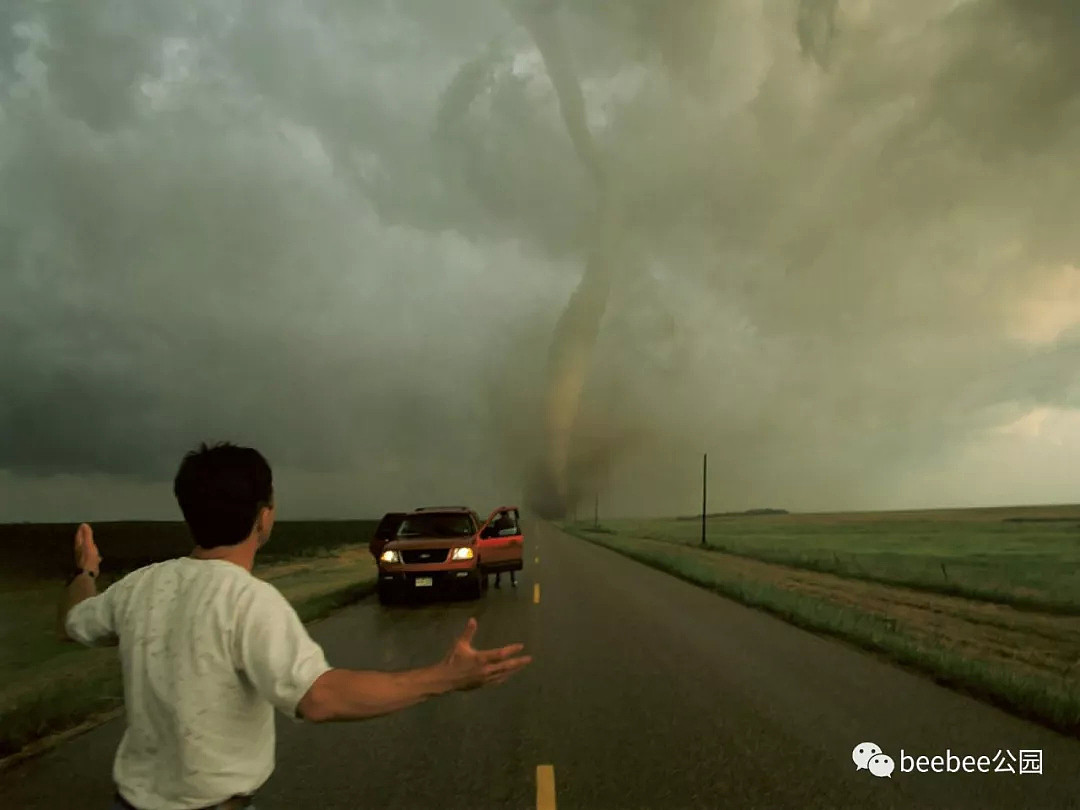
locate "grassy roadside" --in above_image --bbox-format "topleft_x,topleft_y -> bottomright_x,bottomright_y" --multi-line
600,511 -> 1080,614
0,548 -> 377,766
562,524 -> 1080,738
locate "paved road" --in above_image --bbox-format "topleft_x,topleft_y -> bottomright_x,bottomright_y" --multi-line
4,520 -> 1080,809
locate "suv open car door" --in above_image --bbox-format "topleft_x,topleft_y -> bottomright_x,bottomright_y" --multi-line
370,512 -> 407,560
477,507 -> 524,573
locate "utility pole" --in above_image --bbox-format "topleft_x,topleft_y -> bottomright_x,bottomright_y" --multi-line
594,490 -> 599,528
701,453 -> 707,547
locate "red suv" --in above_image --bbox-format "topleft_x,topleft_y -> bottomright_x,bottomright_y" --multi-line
376,506 -> 524,605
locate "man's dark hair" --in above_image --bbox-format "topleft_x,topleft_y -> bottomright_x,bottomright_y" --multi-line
173,442 -> 274,549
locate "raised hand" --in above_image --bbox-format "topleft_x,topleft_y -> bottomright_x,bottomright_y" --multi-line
74,523 -> 102,575
442,617 -> 531,691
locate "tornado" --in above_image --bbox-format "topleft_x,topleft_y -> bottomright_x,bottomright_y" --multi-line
511,0 -> 724,517
509,0 -> 614,518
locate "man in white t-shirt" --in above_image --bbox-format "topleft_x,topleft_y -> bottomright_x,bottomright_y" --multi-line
59,441 -> 532,810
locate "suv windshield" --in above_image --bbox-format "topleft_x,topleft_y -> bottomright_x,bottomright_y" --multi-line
398,513 -> 475,538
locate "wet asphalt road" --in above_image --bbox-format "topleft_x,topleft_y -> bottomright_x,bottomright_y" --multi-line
4,519 -> 1080,809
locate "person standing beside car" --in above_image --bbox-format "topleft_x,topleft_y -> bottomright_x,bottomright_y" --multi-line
490,512 -> 520,589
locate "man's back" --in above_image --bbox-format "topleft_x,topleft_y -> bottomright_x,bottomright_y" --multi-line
67,557 -> 330,810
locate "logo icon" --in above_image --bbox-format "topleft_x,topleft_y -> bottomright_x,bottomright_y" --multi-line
868,753 -> 896,778
853,742 -> 894,778
853,742 -> 882,771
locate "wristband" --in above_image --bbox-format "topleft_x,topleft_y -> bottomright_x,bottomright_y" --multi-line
66,568 -> 98,586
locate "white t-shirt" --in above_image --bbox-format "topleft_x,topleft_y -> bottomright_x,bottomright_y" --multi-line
65,557 -> 332,810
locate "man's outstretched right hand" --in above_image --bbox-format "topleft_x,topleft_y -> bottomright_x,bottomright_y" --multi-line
442,618 -> 532,691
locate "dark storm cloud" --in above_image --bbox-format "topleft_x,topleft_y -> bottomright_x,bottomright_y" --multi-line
0,0 -> 565,501
3,0 -> 1080,519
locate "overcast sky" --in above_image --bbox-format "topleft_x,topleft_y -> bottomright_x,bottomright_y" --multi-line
2,0 -> 1079,522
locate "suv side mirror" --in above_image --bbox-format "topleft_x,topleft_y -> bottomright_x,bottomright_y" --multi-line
480,526 -> 496,539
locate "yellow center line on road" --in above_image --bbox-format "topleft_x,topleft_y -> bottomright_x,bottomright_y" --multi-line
537,764 -> 556,810
535,556 -> 540,564
533,583 -> 541,604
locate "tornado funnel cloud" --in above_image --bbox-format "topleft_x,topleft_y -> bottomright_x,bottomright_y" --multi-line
502,2 -> 603,516
537,208 -> 618,517
513,1 -> 724,518
510,1 -> 617,518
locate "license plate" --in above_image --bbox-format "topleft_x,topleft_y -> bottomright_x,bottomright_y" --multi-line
414,577 -> 433,588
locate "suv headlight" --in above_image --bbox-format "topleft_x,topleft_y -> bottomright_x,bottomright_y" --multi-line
380,550 -> 401,564
450,547 -> 475,561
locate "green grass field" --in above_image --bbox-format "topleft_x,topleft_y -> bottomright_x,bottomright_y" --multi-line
0,519 -> 379,581
593,506 -> 1080,613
